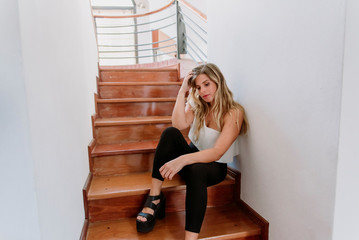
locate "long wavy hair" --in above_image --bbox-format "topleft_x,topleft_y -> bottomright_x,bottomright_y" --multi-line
188,63 -> 248,141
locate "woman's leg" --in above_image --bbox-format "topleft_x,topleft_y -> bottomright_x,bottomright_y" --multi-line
138,127 -> 198,222
180,162 -> 228,234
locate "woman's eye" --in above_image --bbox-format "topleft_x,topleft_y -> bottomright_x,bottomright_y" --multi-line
205,83 -> 209,86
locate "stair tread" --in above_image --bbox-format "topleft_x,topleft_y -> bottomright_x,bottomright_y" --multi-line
97,97 -> 176,103
87,171 -> 234,201
99,67 -> 177,72
86,204 -> 262,240
92,141 -> 159,157
98,82 -> 182,86
95,116 -> 172,126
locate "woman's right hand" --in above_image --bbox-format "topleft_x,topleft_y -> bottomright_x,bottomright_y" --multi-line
179,71 -> 193,95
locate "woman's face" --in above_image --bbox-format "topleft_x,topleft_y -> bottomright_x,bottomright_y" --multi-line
194,74 -> 217,105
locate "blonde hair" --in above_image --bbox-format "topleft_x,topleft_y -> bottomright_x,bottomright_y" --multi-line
188,63 -> 248,141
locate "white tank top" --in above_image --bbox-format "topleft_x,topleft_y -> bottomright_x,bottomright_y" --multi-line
188,118 -> 240,163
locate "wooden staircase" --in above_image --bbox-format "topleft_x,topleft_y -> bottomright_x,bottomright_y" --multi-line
81,64 -> 268,240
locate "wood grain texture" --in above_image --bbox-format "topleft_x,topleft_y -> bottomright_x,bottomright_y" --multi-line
83,173 -> 93,219
100,71 -> 178,82
238,200 -> 269,240
97,101 -> 175,118
92,153 -> 155,176
92,141 -> 159,157
87,178 -> 235,222
95,116 -> 172,126
98,84 -> 180,98
88,138 -> 97,174
86,204 -> 261,240
80,219 -> 89,240
95,123 -> 172,144
87,172 -> 234,201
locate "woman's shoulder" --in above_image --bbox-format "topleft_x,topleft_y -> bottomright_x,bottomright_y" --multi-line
224,107 -> 244,122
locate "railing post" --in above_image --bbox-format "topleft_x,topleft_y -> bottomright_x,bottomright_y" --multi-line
175,0 -> 180,59
175,0 -> 186,59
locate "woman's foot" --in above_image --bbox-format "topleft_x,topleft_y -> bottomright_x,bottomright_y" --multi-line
136,198 -> 160,222
136,192 -> 166,233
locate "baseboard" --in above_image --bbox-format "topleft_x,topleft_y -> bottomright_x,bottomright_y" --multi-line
79,219 -> 89,240
237,199 -> 269,240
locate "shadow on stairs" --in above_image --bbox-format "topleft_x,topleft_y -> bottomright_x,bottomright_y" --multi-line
80,62 -> 269,240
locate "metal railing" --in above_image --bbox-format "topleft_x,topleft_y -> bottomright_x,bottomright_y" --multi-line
91,0 -> 207,66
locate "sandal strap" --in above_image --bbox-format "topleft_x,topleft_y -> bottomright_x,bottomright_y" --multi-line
144,192 -> 163,210
137,212 -> 154,221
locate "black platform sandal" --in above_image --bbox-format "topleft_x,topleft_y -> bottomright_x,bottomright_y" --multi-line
136,192 -> 166,233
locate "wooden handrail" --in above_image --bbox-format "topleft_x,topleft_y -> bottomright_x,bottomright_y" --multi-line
94,0 -> 175,19
178,0 -> 207,22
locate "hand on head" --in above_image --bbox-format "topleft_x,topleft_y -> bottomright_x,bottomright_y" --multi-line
180,71 -> 194,94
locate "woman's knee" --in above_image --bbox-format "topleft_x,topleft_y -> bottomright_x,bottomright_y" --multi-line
160,126 -> 182,140
183,163 -> 207,183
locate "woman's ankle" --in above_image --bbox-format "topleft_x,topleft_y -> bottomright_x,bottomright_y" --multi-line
149,178 -> 163,196
185,230 -> 199,240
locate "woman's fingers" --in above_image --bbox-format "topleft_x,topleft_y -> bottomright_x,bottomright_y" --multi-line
160,163 -> 174,180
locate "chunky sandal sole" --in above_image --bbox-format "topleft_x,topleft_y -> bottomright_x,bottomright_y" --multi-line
136,195 -> 166,233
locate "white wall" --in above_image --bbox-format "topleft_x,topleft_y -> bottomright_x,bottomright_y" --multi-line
208,0 -> 346,239
0,0 -> 98,239
0,0 -> 41,239
333,0 -> 359,239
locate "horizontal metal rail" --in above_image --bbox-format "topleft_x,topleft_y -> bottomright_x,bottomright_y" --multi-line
178,0 -> 206,22
96,13 -> 176,28
184,34 -> 206,58
99,43 -> 176,53
97,22 -> 176,35
98,36 -> 177,48
180,19 -> 207,44
186,51 -> 199,65
186,44 -> 204,63
94,0 -> 175,19
91,0 -> 207,65
100,51 -> 177,59
178,10 -> 206,34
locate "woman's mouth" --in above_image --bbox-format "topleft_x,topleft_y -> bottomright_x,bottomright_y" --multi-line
202,94 -> 210,99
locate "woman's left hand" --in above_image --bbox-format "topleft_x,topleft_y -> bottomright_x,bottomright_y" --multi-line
159,156 -> 185,180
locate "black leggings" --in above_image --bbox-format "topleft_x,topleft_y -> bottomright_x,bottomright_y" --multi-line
152,127 -> 227,233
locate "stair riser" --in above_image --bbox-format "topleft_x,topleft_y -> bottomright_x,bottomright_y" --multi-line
92,153 -> 155,176
100,71 -> 178,82
88,184 -> 234,222
98,102 -> 175,118
99,85 -> 180,99
95,123 -> 172,145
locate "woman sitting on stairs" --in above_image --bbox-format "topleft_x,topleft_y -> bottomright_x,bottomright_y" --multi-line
136,63 -> 248,240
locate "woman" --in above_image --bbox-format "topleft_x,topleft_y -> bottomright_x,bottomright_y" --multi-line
136,63 -> 248,240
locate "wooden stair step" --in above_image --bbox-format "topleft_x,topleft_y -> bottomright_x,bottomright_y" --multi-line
88,172 -> 234,201
97,98 -> 176,118
91,136 -> 190,176
93,116 -> 190,145
98,82 -> 182,86
86,204 -> 262,240
86,172 -> 236,222
88,172 -> 184,201
92,141 -> 159,157
92,152 -> 155,176
98,82 -> 181,99
95,116 -> 172,127
97,97 -> 176,103
99,67 -> 177,72
100,69 -> 179,82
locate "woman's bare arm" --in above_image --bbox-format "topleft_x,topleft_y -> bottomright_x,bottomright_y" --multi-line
172,73 -> 194,130
161,109 -> 244,180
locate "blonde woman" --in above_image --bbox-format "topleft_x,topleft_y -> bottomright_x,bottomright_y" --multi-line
136,63 -> 248,240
